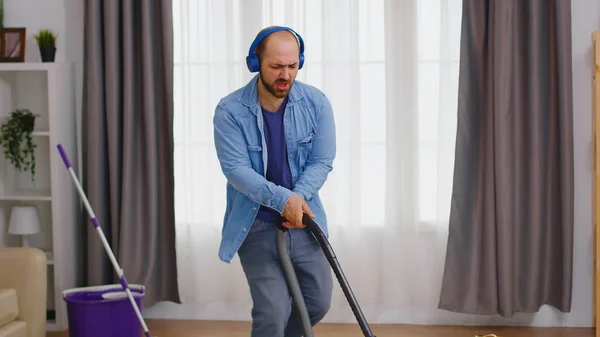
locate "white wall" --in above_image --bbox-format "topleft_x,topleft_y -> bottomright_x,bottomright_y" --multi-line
3,0 -> 83,105
2,0 -> 597,328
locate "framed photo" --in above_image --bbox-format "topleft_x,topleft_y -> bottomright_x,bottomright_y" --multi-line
0,28 -> 26,62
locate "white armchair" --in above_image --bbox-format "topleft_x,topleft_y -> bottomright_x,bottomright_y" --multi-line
0,247 -> 47,337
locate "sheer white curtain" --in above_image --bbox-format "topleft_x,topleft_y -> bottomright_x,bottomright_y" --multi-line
147,0 -> 464,325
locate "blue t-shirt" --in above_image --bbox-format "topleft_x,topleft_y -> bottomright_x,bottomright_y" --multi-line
256,97 -> 294,222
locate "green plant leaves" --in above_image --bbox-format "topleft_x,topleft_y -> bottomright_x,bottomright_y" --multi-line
34,29 -> 57,49
0,0 -> 4,29
0,109 -> 39,182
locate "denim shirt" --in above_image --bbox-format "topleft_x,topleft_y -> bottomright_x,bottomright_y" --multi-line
213,75 -> 336,263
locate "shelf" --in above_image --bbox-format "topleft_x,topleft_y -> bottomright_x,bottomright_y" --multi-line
0,201 -> 54,252
0,136 -> 52,199
0,189 -> 51,201
0,62 -> 70,72
0,61 -> 80,332
0,70 -> 50,132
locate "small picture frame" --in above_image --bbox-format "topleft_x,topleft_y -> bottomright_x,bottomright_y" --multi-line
0,28 -> 26,62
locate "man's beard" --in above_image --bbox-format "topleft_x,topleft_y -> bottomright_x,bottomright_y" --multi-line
259,71 -> 293,98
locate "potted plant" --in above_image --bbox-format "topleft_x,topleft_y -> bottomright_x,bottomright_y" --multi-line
0,0 -> 4,29
34,29 -> 57,62
0,109 -> 39,182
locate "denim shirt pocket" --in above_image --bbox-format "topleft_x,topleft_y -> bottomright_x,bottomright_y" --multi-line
297,133 -> 315,170
246,145 -> 263,173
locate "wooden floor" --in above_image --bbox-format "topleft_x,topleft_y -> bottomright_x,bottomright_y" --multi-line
46,319 -> 595,337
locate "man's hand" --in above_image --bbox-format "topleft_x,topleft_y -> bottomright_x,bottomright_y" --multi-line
281,194 -> 314,229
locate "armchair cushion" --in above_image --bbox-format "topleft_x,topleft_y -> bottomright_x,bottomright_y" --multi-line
0,289 -> 18,327
0,321 -> 26,337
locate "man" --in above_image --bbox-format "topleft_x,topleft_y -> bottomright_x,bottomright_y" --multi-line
213,25 -> 337,337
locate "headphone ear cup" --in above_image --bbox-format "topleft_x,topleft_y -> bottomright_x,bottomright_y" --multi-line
298,53 -> 304,70
246,54 -> 260,73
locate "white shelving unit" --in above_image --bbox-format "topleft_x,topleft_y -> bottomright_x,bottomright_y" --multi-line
0,62 -> 82,331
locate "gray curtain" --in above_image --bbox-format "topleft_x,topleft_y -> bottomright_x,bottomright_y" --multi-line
438,0 -> 574,317
82,0 -> 180,307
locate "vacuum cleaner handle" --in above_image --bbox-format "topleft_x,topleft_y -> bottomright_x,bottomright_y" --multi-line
301,214 -> 376,337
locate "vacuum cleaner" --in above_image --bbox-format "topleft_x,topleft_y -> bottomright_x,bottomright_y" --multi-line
276,213 -> 376,337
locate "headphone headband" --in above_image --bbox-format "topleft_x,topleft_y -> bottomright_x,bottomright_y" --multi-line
246,26 -> 305,73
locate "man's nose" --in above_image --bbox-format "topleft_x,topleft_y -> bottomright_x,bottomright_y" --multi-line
280,68 -> 291,80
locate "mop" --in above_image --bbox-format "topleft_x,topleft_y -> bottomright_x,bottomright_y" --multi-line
56,144 -> 153,337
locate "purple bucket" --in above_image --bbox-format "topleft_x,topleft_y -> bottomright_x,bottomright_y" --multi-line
62,284 -> 145,337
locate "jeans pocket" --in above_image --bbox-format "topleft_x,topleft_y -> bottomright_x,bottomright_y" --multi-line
248,219 -> 271,233
240,219 -> 276,250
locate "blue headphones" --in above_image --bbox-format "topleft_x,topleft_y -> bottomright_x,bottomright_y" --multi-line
246,26 -> 305,73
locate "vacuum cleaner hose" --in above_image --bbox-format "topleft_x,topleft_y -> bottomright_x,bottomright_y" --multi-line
302,214 -> 376,337
276,214 -> 376,337
276,223 -> 315,337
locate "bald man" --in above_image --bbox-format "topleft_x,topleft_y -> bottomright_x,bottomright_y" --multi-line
213,26 -> 337,336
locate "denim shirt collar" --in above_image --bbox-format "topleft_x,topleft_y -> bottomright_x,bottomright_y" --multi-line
238,75 -> 304,115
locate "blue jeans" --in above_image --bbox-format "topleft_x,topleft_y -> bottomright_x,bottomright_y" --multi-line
238,218 -> 333,337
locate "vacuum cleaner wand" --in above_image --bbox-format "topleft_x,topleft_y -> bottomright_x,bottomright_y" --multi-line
56,145 -> 153,337
276,214 -> 376,337
276,223 -> 314,337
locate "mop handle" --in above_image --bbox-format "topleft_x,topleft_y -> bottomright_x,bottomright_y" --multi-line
56,145 -> 152,337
